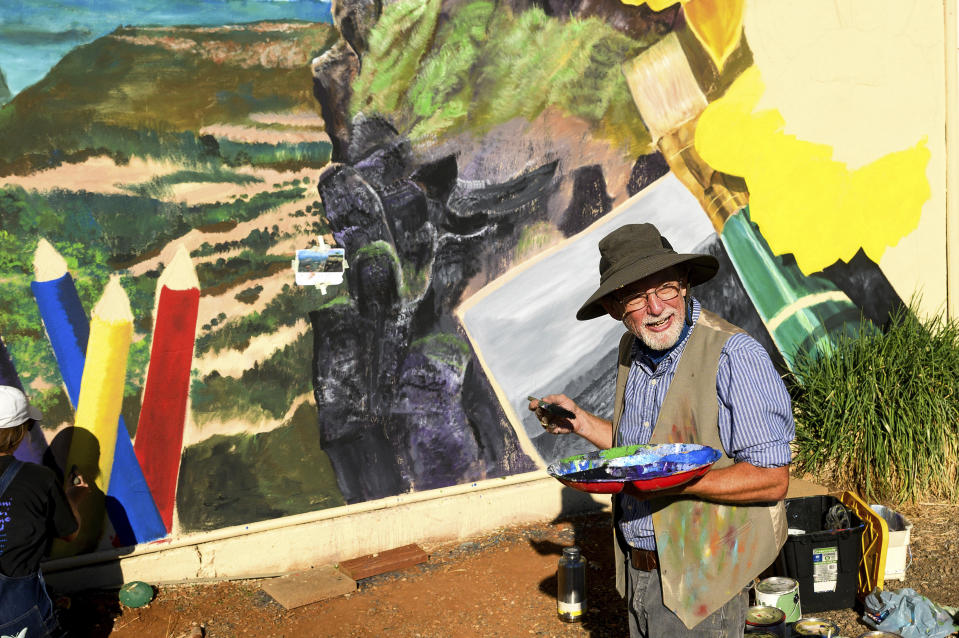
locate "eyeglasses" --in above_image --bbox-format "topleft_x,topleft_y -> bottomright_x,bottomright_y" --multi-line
611,281 -> 684,314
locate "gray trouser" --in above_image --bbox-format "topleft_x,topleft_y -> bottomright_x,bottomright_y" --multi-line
627,561 -> 749,638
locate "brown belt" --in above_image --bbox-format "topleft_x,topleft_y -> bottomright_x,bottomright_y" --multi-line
630,548 -> 659,571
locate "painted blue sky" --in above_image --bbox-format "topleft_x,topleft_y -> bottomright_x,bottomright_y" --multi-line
0,0 -> 333,97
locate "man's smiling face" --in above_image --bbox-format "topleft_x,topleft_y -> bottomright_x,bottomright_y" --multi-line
603,267 -> 688,351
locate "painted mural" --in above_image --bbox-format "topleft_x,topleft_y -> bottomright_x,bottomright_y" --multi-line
0,0 -> 946,555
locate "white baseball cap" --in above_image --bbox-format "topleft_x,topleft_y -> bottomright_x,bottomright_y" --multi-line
0,385 -> 43,429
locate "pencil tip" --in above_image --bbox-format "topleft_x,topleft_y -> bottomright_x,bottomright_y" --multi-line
158,245 -> 200,292
33,238 -> 69,282
93,276 -> 133,321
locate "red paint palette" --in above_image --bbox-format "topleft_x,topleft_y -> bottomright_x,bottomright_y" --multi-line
556,464 -> 713,494
547,443 -> 721,494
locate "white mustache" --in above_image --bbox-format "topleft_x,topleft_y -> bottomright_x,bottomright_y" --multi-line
642,309 -> 676,327
620,308 -> 676,331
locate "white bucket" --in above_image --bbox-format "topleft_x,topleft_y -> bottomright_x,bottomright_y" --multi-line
870,504 -> 913,580
755,576 -> 802,623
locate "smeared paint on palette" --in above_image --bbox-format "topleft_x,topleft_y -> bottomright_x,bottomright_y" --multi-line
547,443 -> 721,494
553,443 -> 720,479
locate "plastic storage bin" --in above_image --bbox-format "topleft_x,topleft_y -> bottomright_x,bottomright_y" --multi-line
776,495 -> 865,612
870,504 -> 912,581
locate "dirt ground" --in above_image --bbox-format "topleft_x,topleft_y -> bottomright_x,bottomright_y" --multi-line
57,500 -> 959,638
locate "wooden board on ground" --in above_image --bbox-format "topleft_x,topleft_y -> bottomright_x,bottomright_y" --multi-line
337,543 -> 429,581
260,565 -> 356,610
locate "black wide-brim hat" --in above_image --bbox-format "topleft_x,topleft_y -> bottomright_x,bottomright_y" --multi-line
576,223 -> 719,321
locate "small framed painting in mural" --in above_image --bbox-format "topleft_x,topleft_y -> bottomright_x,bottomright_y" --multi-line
293,247 -> 346,288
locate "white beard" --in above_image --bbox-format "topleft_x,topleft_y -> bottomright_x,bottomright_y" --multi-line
628,308 -> 685,351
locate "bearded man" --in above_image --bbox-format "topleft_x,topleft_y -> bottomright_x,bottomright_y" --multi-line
529,223 -> 793,638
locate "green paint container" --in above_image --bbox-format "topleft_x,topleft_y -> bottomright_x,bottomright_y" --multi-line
755,576 -> 802,623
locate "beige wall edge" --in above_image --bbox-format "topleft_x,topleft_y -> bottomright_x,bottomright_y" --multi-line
41,470 -> 609,591
947,0 -> 959,318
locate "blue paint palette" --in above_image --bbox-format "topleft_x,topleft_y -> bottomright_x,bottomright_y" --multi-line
547,443 -> 722,494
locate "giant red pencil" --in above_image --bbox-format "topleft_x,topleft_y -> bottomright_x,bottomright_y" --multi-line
134,245 -> 200,531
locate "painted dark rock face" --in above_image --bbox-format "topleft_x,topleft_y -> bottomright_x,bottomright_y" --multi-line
311,114 -> 550,503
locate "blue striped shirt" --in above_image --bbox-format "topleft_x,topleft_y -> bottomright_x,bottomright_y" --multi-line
617,298 -> 794,550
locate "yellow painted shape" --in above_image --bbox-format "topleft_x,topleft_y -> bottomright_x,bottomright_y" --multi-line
695,66 -> 930,274
66,277 -> 133,492
740,0 -> 946,319
619,0 -> 681,11
683,0 -> 744,72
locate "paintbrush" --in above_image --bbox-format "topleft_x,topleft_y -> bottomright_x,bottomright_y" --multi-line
622,32 -> 748,233
527,395 -> 576,420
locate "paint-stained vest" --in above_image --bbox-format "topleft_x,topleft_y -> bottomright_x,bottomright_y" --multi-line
611,308 -> 787,629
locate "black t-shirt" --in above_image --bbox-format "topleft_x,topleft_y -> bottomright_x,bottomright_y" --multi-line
0,455 -> 79,577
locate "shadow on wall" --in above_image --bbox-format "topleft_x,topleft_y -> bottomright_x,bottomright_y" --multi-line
40,430 -> 130,635
44,427 -> 106,555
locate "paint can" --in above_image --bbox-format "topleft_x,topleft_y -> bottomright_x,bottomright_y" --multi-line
793,617 -> 841,636
745,605 -> 786,637
755,576 -> 801,622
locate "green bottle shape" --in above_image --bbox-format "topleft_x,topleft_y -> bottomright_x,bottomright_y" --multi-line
721,207 -> 869,369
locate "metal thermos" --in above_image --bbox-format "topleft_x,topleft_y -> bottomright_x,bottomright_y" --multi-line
557,546 -> 587,622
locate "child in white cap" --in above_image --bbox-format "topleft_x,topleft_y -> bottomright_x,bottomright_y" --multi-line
0,385 -> 88,637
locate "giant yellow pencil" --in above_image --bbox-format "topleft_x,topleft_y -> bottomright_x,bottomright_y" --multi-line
65,276 -> 134,492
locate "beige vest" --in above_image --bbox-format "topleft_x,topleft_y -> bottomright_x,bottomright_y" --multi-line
611,309 -> 787,629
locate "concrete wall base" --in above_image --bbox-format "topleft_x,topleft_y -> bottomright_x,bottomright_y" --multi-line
41,471 -> 609,591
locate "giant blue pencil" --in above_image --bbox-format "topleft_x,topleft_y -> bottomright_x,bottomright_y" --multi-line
31,239 -> 166,546
0,334 -> 48,464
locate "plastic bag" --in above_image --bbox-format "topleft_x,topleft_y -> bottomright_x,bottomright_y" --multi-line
863,588 -> 958,638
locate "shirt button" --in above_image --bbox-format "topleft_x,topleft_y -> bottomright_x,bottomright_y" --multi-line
643,421 -> 650,428
650,379 -> 657,386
